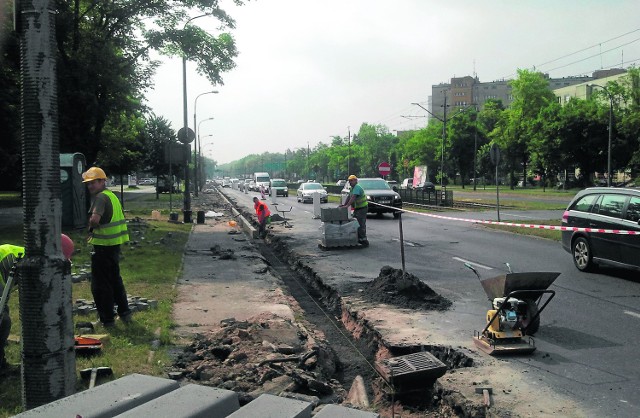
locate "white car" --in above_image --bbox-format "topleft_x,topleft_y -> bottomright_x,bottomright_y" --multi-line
296,182 -> 328,203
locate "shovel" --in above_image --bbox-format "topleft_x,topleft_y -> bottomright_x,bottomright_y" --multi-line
80,366 -> 113,389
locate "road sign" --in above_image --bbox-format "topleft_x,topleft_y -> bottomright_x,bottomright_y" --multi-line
378,161 -> 391,176
490,144 -> 501,165
177,127 -> 195,144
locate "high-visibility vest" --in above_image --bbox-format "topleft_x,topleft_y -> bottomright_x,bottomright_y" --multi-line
254,201 -> 271,222
351,184 -> 368,209
89,190 -> 129,246
0,245 -> 24,286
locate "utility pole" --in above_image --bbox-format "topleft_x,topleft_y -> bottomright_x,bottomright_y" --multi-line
347,127 -> 351,175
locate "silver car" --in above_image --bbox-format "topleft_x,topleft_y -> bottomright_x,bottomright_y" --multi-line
296,182 -> 328,203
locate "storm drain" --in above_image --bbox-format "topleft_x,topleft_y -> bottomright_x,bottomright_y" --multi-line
375,351 -> 448,389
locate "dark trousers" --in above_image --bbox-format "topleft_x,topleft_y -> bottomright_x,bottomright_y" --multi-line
353,207 -> 368,242
91,245 -> 130,324
0,308 -> 10,366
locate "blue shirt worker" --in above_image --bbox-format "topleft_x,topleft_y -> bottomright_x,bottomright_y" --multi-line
340,175 -> 369,247
83,166 -> 132,328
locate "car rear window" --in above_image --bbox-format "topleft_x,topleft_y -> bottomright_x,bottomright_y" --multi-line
571,194 -> 598,212
272,181 -> 286,187
359,180 -> 390,190
625,196 -> 640,222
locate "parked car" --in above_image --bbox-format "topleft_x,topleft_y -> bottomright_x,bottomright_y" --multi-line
561,187 -> 640,272
270,179 -> 289,197
386,180 -> 398,191
138,178 -> 155,185
414,181 -> 436,193
335,180 -> 346,187
296,182 -> 328,203
222,178 -> 231,188
156,176 -> 178,193
400,178 -> 413,190
341,178 -> 402,218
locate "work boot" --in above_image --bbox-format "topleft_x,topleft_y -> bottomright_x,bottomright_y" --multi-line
119,311 -> 133,324
359,240 -> 369,247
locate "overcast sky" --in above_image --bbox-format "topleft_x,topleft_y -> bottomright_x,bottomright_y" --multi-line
145,0 -> 640,165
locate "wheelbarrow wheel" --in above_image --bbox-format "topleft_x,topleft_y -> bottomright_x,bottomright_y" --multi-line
521,299 -> 540,335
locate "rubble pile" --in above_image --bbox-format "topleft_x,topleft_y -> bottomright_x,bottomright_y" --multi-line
363,266 -> 452,311
73,296 -> 158,316
170,313 -> 346,406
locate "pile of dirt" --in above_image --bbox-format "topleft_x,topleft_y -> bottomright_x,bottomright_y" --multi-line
170,313 -> 346,406
362,266 -> 452,311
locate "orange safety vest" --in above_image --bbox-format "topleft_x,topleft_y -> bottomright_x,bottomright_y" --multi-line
254,201 -> 271,223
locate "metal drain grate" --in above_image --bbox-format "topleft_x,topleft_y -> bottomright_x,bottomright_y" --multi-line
375,351 -> 448,388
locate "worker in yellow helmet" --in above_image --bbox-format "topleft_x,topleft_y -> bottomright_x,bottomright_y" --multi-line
83,166 -> 132,328
1,235 -> 74,376
339,175 -> 369,247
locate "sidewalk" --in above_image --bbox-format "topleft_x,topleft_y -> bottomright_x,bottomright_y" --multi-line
172,211 -> 295,339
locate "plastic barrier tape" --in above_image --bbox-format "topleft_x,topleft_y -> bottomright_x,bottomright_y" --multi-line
369,202 -> 640,235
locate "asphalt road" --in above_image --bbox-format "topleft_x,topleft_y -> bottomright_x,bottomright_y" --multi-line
225,186 -> 640,418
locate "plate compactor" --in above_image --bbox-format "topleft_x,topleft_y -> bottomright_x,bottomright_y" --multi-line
466,264 -> 560,355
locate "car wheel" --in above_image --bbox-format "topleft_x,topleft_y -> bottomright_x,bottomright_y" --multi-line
572,237 -> 594,272
393,211 -> 400,219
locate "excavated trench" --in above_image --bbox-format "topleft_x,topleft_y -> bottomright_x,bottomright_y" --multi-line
253,229 -> 483,417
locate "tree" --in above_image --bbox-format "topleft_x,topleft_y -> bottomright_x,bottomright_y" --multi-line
492,69 -> 556,188
54,0 -> 244,165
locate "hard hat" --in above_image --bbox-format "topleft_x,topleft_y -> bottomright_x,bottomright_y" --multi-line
61,234 -> 74,260
82,167 -> 107,183
348,175 -> 358,181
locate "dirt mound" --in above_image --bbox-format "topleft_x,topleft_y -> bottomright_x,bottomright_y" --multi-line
362,266 -> 452,311
170,313 -> 346,405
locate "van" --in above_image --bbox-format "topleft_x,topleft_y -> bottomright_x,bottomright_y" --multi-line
254,172 -> 271,193
401,178 -> 413,189
270,179 -> 288,197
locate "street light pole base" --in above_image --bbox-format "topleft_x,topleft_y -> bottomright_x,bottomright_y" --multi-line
183,210 -> 193,224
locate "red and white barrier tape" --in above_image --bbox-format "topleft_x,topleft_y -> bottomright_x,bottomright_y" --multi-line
368,202 -> 640,235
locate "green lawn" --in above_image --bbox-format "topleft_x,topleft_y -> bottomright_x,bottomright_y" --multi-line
0,212 -> 190,417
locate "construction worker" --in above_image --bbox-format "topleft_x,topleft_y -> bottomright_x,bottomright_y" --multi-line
1,235 -> 74,375
253,196 -> 271,238
83,166 -> 132,328
340,175 -> 369,246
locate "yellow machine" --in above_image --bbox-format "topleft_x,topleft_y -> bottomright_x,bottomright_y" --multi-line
466,264 -> 560,355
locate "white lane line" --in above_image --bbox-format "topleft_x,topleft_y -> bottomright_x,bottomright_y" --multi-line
452,257 -> 493,270
624,310 -> 640,319
500,212 -> 534,219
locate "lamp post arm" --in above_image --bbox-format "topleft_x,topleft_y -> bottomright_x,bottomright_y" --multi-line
411,102 -> 443,122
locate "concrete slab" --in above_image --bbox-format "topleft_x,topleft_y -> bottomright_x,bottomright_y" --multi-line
226,393 -> 312,418
314,404 -> 380,418
114,384 -> 239,418
15,373 -> 179,418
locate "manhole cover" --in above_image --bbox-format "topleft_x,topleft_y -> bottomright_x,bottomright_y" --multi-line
375,351 -> 448,388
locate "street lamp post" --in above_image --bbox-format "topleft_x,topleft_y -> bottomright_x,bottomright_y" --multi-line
200,135 -> 214,181
181,14 -> 209,222
193,91 -> 218,196
194,115 -> 215,196
589,84 -> 614,187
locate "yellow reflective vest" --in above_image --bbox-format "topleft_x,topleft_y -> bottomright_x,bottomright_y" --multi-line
0,245 -> 24,286
89,190 -> 129,246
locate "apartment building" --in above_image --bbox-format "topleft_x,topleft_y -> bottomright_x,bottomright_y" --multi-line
426,69 -> 625,121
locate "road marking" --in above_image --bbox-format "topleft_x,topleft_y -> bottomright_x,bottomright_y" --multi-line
452,257 -> 493,270
624,310 -> 640,319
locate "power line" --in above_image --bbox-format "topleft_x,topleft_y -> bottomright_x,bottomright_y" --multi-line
544,37 -> 640,74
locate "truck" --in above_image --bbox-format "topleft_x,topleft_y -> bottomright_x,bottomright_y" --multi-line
253,172 -> 271,193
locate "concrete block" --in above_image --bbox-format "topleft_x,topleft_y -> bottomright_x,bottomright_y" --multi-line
15,373 -> 179,418
314,404 -> 380,418
114,384 -> 239,418
321,207 -> 349,222
227,393 -> 312,418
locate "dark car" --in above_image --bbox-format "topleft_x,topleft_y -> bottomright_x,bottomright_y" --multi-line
341,178 -> 402,218
414,181 -> 436,193
561,187 -> 640,272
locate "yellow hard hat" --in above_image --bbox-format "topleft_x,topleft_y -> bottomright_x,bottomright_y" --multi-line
348,175 -> 357,181
82,167 -> 107,183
